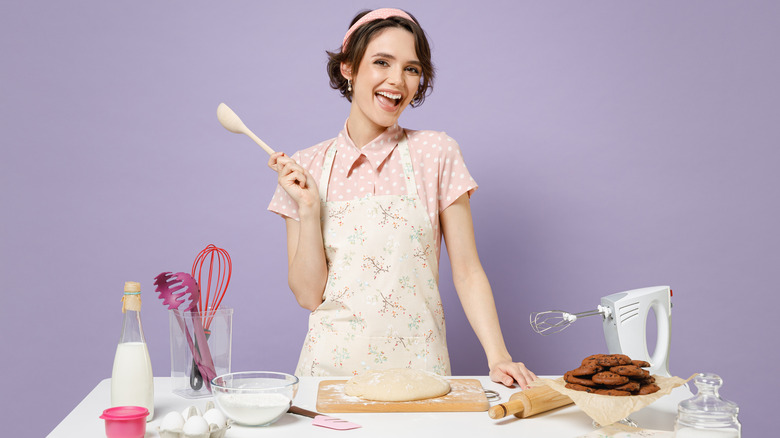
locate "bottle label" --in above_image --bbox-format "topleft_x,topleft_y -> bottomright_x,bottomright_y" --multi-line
122,293 -> 142,313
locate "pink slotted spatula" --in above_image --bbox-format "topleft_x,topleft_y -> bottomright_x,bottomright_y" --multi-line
154,272 -> 217,390
288,406 -> 361,430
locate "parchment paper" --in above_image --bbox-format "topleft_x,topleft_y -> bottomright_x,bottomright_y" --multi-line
538,374 -> 696,426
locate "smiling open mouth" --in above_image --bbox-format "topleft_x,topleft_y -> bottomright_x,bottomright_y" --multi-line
376,91 -> 402,107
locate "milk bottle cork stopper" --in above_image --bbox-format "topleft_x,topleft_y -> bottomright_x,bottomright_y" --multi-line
122,281 -> 142,312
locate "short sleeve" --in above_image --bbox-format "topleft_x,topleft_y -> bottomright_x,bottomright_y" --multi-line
438,133 -> 478,212
267,151 -> 303,221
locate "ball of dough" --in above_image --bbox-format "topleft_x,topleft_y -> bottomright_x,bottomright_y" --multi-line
344,368 -> 451,402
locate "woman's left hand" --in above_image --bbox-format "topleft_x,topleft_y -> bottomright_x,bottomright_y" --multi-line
489,360 -> 537,389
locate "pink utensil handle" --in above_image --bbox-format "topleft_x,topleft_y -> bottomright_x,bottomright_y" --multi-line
155,272 -> 217,390
172,310 -> 216,390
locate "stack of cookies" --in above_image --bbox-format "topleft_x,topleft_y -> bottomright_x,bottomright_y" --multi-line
564,354 -> 660,396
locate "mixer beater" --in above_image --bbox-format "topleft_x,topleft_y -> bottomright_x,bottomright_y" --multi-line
530,306 -> 612,335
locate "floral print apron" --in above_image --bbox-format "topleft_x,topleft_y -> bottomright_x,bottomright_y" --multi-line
294,134 -> 451,376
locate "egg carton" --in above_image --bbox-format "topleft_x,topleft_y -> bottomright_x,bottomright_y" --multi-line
158,401 -> 230,438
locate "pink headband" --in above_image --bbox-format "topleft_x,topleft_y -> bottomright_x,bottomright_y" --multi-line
341,8 -> 415,51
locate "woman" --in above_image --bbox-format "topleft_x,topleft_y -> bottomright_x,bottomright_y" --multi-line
268,8 -> 536,388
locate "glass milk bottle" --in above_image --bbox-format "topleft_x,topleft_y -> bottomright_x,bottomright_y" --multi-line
111,281 -> 154,420
675,373 -> 740,437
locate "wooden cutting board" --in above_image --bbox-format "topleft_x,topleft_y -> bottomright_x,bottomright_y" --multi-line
316,379 -> 490,413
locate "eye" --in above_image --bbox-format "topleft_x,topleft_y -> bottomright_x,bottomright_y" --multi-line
405,66 -> 421,75
374,59 -> 389,67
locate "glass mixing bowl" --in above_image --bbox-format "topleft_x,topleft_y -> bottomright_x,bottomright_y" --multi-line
210,371 -> 299,426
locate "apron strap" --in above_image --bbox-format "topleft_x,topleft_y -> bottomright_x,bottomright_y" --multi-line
395,134 -> 417,198
319,140 -> 338,202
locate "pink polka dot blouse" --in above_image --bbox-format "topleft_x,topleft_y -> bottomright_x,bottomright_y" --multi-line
267,122 -> 478,259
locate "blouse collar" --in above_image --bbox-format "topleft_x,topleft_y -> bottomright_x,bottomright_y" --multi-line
335,121 -> 404,173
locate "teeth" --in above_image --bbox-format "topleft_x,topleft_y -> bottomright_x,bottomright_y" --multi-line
377,91 -> 402,100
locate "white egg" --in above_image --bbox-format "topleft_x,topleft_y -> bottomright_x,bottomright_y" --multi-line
202,408 -> 227,427
182,415 -> 209,436
160,411 -> 185,431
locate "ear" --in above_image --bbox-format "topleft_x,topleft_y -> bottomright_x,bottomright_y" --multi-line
340,62 -> 353,81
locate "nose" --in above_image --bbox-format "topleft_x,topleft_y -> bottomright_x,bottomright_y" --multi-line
387,66 -> 404,86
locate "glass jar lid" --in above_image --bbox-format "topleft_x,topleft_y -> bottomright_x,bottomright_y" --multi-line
677,373 -> 739,428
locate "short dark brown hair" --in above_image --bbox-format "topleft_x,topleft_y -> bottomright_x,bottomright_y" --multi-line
326,10 -> 434,107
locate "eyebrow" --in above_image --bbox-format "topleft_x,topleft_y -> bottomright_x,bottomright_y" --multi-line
371,52 -> 422,67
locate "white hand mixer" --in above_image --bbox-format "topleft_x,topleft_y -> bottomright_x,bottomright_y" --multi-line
530,285 -> 672,377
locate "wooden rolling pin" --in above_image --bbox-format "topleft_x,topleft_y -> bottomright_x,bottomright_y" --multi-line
488,385 -> 573,419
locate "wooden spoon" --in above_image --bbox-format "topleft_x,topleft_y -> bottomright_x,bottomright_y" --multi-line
216,103 -> 275,155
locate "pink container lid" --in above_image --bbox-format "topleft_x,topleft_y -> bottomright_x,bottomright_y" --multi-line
100,406 -> 149,421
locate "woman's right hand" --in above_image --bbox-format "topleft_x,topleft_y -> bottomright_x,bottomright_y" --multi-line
268,152 -> 321,212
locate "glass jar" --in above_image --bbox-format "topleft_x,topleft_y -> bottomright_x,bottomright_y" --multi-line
675,373 -> 740,437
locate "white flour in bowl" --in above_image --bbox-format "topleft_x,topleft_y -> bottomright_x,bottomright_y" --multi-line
215,393 -> 291,426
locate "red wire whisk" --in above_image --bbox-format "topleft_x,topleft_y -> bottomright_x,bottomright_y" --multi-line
191,244 -> 231,331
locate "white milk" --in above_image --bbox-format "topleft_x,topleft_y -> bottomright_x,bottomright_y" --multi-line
111,341 -> 154,420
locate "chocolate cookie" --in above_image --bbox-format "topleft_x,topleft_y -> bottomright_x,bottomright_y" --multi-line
595,354 -> 632,367
592,371 -> 629,386
594,388 -> 631,396
610,365 -> 650,378
581,354 -> 606,365
637,383 -> 661,395
565,382 -> 595,393
636,375 -> 656,385
564,371 -> 598,387
570,363 -> 603,376
571,354 -> 662,397
612,380 -> 640,392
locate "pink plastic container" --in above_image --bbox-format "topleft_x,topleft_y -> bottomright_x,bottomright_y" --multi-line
99,406 -> 148,438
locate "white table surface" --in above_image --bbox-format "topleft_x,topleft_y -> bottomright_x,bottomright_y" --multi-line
48,376 -> 691,437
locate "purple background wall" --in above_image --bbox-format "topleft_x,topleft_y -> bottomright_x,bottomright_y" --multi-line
2,1 -> 777,436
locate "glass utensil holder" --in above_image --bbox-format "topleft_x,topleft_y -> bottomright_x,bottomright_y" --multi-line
169,308 -> 233,398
